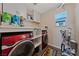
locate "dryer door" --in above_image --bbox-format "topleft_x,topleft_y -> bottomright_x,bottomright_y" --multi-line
8,40 -> 34,56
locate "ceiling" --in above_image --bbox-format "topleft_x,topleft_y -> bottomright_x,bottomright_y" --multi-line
25,3 -> 60,14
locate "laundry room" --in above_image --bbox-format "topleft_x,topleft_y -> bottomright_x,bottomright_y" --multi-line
0,3 -> 79,56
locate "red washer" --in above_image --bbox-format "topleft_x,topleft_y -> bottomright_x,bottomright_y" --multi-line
1,32 -> 33,56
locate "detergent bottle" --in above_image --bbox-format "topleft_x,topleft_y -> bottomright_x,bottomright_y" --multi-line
2,12 -> 11,25
11,15 -> 20,26
20,16 -> 25,27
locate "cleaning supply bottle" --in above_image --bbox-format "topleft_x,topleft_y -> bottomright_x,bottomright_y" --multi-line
20,16 -> 25,27
11,15 -> 20,26
2,12 -> 11,25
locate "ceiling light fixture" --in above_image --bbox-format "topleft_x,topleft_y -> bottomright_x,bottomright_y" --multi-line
57,3 -> 64,8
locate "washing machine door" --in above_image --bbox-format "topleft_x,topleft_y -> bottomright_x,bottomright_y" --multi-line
8,40 -> 34,56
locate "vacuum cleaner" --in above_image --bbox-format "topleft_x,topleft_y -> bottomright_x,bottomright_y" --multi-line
60,29 -> 77,56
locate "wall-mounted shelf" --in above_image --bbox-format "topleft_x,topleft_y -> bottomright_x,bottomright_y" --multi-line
0,24 -> 41,28
0,25 -> 35,33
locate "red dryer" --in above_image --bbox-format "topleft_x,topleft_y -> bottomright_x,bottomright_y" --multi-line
1,32 -> 34,56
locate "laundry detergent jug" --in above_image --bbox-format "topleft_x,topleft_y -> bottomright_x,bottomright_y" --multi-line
11,15 -> 20,26
2,12 -> 11,25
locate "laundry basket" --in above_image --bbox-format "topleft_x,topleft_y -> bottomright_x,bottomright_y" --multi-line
8,40 -> 34,56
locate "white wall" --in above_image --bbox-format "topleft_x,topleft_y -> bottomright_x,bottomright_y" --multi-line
40,4 -> 76,49
3,3 -> 27,17
75,4 -> 79,55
